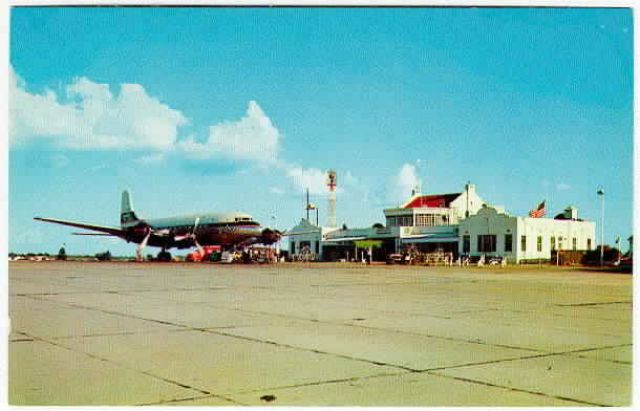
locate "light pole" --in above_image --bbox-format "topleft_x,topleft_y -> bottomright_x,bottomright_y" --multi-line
597,188 -> 605,267
271,214 -> 279,262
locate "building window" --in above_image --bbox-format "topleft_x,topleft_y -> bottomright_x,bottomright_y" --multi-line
415,214 -> 440,227
520,235 -> 527,252
315,241 -> 320,255
558,237 -> 563,250
290,241 -> 295,254
393,215 -> 414,227
505,234 -> 513,252
587,238 -> 592,250
478,235 -> 497,253
537,236 -> 542,252
572,238 -> 577,250
551,236 -> 556,250
463,235 -> 470,253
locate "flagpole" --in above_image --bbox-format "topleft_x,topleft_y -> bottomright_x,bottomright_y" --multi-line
597,188 -> 605,267
306,188 -> 310,222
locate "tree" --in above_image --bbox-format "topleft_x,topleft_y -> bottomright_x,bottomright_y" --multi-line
582,246 -> 620,265
96,251 -> 112,261
57,247 -> 67,261
354,240 -> 383,264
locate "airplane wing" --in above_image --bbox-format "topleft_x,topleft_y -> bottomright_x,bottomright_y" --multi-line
34,217 -> 125,237
72,232 -> 118,236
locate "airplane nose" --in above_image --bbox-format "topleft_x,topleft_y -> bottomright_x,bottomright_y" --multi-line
261,228 -> 281,244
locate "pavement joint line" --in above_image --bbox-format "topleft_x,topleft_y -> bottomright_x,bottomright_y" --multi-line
24,294 -> 192,330
419,342 -> 633,373
28,292 -> 542,356
23,294 -> 411,372
227,370 -> 411,396
136,394 -> 246,406
555,301 -> 632,307
44,328 -> 196,340
18,331 -> 215,397
234,297 -> 628,346
137,370 -> 212,395
425,371 -> 610,407
199,327 -> 416,371
12,286 -> 232,297
156,298 -> 547,353
116,295 -> 550,353
17,281 -> 632,402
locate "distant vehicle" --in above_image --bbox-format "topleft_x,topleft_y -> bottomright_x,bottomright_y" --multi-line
220,251 -> 234,264
386,253 -> 404,264
35,190 -> 281,261
186,245 -> 222,262
488,256 -> 505,265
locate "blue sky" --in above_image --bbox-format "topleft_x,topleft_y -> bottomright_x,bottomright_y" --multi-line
9,7 -> 633,256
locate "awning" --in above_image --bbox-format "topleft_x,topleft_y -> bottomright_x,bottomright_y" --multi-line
285,230 -> 320,236
323,236 -> 366,243
402,236 -> 459,244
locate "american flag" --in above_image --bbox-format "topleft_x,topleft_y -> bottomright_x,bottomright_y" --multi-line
529,200 -> 546,218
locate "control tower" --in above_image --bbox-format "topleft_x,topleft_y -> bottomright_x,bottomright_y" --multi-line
326,170 -> 337,227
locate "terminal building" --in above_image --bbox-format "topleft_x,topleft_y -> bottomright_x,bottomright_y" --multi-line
459,205 -> 595,263
288,183 -> 485,261
286,181 -> 595,264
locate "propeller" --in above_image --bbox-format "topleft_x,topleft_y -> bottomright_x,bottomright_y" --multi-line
175,217 -> 204,255
136,230 -> 152,261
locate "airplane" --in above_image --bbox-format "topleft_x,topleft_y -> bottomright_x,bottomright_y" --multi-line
34,190 -> 282,261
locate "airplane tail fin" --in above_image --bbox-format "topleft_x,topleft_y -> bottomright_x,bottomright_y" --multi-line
120,190 -> 141,228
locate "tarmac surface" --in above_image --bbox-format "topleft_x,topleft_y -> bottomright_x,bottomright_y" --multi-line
8,261 -> 632,406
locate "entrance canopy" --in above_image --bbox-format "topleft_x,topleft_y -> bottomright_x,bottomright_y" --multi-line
402,235 -> 459,244
323,236 -> 366,243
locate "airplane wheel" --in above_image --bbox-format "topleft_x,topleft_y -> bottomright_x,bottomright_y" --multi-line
157,250 -> 172,262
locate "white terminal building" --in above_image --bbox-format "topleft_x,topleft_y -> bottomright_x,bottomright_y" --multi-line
286,182 -> 595,264
460,205 -> 595,263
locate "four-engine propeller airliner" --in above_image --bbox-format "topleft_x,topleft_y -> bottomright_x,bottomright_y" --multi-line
34,190 -> 281,261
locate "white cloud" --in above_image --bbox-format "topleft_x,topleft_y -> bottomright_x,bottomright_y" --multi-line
387,163 -> 422,204
178,101 -> 281,163
283,164 -> 328,195
10,68 -> 187,151
135,153 -> 166,165
556,182 -> 571,191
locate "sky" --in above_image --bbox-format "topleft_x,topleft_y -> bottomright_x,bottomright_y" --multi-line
8,6 -> 634,256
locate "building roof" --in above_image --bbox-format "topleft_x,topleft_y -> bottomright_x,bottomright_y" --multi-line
402,193 -> 461,209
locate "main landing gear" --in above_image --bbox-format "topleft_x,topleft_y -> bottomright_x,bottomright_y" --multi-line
157,249 -> 172,262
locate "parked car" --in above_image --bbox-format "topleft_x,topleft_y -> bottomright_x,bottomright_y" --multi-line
386,253 -> 404,264
220,251 -> 234,264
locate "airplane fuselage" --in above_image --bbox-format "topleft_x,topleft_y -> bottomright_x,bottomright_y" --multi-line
129,212 -> 265,249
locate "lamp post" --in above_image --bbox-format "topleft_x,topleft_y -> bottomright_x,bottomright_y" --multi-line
597,188 -> 605,267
